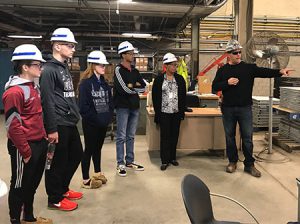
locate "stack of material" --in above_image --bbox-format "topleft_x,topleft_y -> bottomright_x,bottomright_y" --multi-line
252,96 -> 281,128
279,117 -> 300,143
278,87 -> 300,143
280,87 -> 300,112
274,77 -> 300,98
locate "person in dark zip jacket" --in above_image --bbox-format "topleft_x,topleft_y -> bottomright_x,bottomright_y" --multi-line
78,50 -> 113,189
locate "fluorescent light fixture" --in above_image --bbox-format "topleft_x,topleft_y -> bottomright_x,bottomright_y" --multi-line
122,33 -> 152,38
119,0 -> 133,3
7,35 -> 42,39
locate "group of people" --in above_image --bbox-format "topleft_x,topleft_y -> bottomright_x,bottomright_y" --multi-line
2,25 -> 293,224
2,28 -> 146,224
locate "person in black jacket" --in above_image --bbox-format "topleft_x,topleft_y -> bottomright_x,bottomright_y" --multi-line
114,41 -> 146,177
78,51 -> 113,188
152,53 -> 186,171
40,28 -> 83,211
212,39 -> 293,178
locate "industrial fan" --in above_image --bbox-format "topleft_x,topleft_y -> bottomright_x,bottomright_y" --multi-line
245,31 -> 290,69
245,32 -> 290,155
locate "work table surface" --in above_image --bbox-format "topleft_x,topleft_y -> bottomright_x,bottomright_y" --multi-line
147,107 -> 222,117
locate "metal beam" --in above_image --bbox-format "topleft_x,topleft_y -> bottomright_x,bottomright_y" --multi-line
191,18 -> 200,78
0,22 -> 23,32
176,0 -> 203,33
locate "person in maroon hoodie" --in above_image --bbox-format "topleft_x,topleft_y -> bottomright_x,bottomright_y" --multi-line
2,44 -> 52,224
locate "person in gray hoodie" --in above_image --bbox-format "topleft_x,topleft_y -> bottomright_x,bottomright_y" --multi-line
40,28 -> 83,211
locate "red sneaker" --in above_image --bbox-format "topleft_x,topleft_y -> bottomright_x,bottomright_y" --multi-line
48,198 -> 78,211
63,190 -> 83,200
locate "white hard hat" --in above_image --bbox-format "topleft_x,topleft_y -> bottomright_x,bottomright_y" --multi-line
163,53 -> 177,64
11,44 -> 45,62
87,50 -> 109,64
225,39 -> 242,52
50,27 -> 77,44
118,41 -> 135,54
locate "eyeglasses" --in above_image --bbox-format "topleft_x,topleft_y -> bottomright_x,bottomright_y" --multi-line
125,52 -> 134,56
168,63 -> 178,67
29,63 -> 43,69
231,51 -> 242,55
59,43 -> 76,49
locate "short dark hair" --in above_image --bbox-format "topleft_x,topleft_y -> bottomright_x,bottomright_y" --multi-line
13,60 -> 33,75
120,52 -> 126,59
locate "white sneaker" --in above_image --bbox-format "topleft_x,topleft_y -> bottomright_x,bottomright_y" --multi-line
117,165 -> 127,177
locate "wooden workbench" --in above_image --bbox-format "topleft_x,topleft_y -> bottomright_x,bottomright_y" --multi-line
146,107 -> 239,151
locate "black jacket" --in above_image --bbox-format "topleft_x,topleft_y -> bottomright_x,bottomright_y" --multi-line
152,73 -> 186,124
79,74 -> 113,127
40,57 -> 80,133
113,64 -> 146,109
212,61 -> 282,107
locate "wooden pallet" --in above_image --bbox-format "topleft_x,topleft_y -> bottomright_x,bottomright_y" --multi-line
265,133 -> 300,153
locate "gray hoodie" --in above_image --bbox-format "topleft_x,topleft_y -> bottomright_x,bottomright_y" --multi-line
5,75 -> 31,90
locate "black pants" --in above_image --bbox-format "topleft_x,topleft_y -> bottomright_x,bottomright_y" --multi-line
8,139 -> 47,224
45,125 -> 83,204
81,121 -> 107,180
159,112 -> 181,164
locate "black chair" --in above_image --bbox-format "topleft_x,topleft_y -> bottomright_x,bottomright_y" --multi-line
181,174 -> 240,224
186,94 -> 200,107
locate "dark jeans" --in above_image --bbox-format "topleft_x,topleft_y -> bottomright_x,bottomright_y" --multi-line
81,120 -> 107,180
221,105 -> 255,167
45,125 -> 83,204
159,112 -> 181,164
8,139 -> 47,223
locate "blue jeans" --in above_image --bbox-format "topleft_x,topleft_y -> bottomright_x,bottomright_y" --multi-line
221,105 -> 255,167
116,108 -> 139,165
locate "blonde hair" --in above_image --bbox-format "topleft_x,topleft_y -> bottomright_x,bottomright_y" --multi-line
77,63 -> 96,94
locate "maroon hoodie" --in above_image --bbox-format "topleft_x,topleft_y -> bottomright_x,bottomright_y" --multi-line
2,76 -> 46,159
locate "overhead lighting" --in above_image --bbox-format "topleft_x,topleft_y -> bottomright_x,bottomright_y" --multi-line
122,33 -> 152,38
7,35 -> 42,39
119,0 -> 133,3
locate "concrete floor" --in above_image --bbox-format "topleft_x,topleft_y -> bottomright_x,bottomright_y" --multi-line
0,114 -> 299,224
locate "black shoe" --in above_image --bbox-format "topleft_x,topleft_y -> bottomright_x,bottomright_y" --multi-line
185,107 -> 193,112
160,164 -> 168,171
170,160 -> 179,166
125,162 -> 145,171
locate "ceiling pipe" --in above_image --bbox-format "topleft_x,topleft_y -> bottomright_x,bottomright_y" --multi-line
0,0 -> 228,19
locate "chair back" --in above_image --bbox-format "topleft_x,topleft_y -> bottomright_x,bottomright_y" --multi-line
181,174 -> 214,224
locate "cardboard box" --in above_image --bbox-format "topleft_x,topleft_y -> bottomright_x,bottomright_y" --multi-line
139,66 -> 147,72
198,76 -> 212,94
136,58 -> 141,65
144,58 -> 148,65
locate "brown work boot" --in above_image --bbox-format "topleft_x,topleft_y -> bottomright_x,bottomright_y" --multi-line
226,163 -> 237,173
244,165 -> 261,178
92,172 -> 108,184
21,217 -> 53,224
